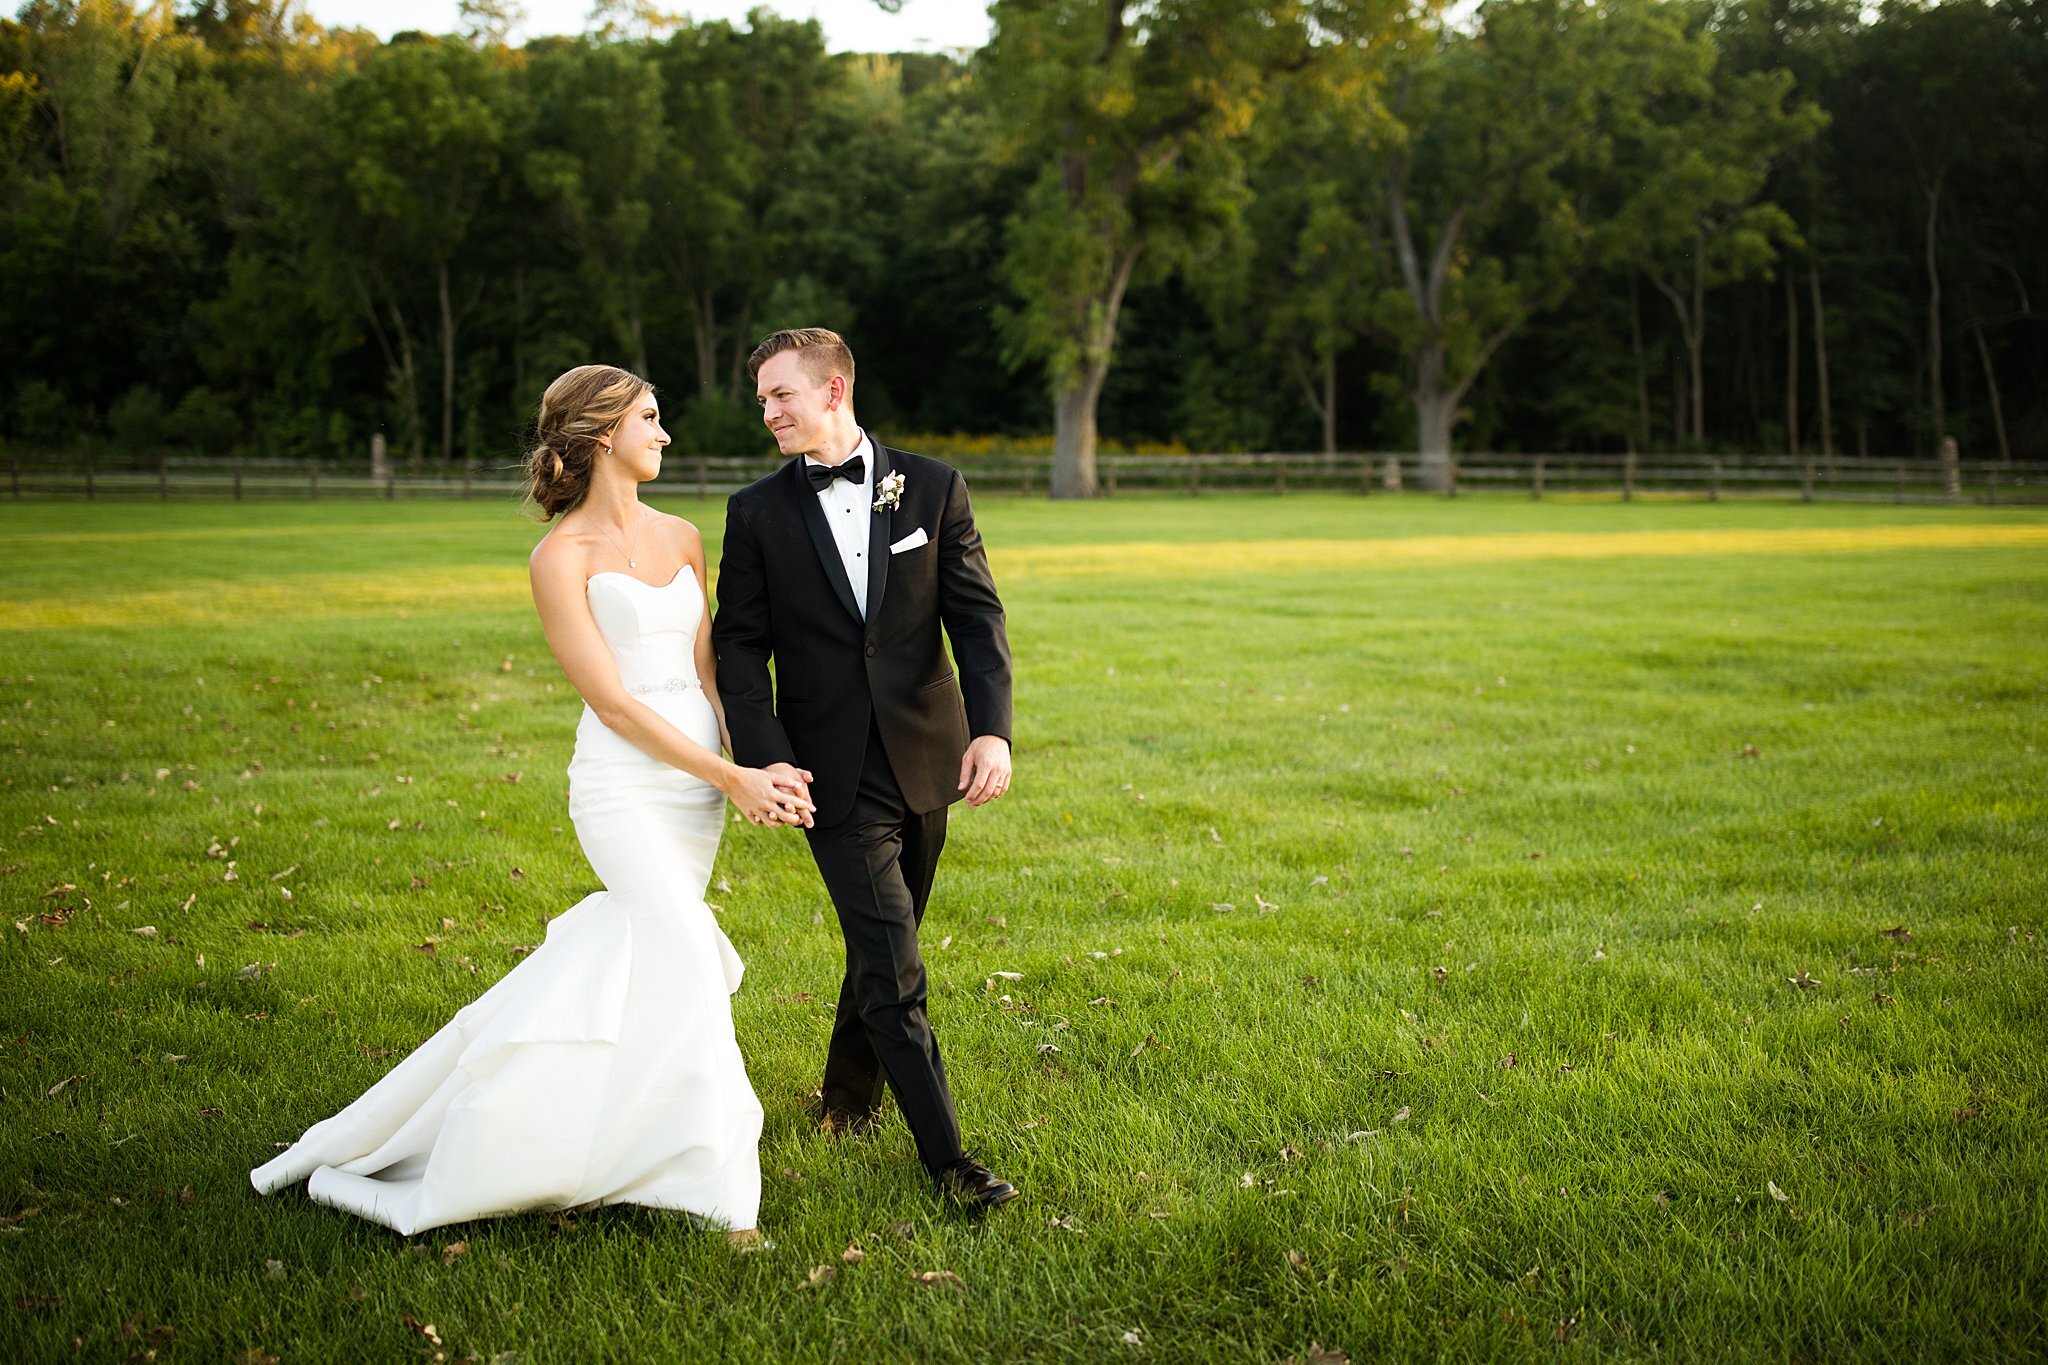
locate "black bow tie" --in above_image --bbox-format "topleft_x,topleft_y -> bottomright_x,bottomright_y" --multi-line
806,455 -> 866,492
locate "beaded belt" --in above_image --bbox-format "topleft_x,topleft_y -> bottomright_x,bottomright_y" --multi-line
626,678 -> 703,697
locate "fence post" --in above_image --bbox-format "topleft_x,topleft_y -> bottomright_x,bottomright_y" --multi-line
1189,457 -> 1200,497
233,458 -> 244,502
1801,462 -> 1814,503
309,460 -> 320,500
385,469 -> 397,501
1382,455 -> 1402,492
461,461 -> 473,500
1709,458 -> 1722,503
85,450 -> 95,501
1894,463 -> 1905,503
1532,456 -> 1545,500
9,459 -> 17,498
159,456 -> 169,501
1104,458 -> 1118,496
1939,435 -> 1961,497
696,453 -> 709,500
1446,462 -> 1459,498
1622,451 -> 1636,502
1274,458 -> 1286,495
1986,468 -> 1998,506
1359,454 -> 1372,496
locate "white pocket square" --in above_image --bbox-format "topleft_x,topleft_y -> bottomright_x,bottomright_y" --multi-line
889,527 -> 930,554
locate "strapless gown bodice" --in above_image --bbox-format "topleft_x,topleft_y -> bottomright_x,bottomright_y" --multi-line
252,566 -> 761,1236
584,568 -> 704,695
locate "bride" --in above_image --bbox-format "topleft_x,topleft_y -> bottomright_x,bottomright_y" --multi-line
251,365 -> 813,1243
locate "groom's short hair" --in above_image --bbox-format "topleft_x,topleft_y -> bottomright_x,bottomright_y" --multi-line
748,328 -> 855,388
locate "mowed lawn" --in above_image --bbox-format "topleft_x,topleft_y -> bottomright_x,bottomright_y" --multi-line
2,493 -> 2045,1362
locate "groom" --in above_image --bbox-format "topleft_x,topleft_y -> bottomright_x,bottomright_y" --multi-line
712,328 -> 1019,1208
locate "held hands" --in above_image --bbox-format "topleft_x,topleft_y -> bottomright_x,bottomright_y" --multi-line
958,735 -> 1012,808
727,761 -> 815,828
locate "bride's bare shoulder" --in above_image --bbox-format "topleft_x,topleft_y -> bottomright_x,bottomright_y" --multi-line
648,509 -> 704,557
529,520 -> 595,585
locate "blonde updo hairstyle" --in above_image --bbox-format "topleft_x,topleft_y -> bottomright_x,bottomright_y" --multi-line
523,364 -> 654,520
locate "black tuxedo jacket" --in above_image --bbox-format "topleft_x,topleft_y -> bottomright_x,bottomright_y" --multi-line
712,442 -> 1012,827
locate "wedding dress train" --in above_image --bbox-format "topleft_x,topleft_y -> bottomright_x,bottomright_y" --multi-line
251,568 -> 763,1235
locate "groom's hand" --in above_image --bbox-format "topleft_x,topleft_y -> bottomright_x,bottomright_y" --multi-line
764,762 -> 816,828
959,736 -> 1011,808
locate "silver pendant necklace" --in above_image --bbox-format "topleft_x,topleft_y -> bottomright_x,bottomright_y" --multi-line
602,514 -> 641,569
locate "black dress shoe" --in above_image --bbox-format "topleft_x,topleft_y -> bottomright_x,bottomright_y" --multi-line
935,1155 -> 1019,1208
807,1092 -> 882,1136
818,1106 -> 880,1137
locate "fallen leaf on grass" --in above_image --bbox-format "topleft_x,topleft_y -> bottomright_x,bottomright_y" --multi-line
400,1315 -> 442,1347
802,1264 -> 837,1290
178,1185 -> 196,1206
130,926 -> 158,939
1345,1130 -> 1379,1142
1899,1204 -> 1943,1227
1282,1347 -> 1350,1365
1872,991 -> 1894,1008
440,1240 -> 466,1266
1391,1106 -> 1411,1123
1121,1328 -> 1142,1346
233,1351 -> 278,1365
1767,1180 -> 1791,1203
1652,1191 -> 1670,1210
1787,971 -> 1820,990
1130,1034 -> 1155,1059
1048,1214 -> 1083,1234
840,1242 -> 865,1264
45,1075 -> 84,1098
913,1270 -> 964,1291
264,1259 -> 285,1281
1880,925 -> 1912,941
1287,1249 -> 1310,1272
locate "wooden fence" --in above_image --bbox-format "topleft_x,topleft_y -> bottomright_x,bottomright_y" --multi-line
4,450 -> 2040,504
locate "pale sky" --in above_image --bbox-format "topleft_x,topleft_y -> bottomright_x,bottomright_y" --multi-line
299,0 -> 994,52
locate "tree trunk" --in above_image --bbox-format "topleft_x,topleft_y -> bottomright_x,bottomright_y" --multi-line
512,263 -> 528,410
387,299 -> 424,468
1051,366 -> 1106,498
1321,350 -> 1336,456
1809,263 -> 1834,469
1924,179 -> 1945,446
1784,267 -> 1799,457
437,260 -> 457,468
1289,349 -> 1337,455
623,296 -> 648,379
1412,338 -> 1457,491
692,290 -> 718,399
1973,318 -> 2010,462
1629,273 -> 1651,453
1688,254 -> 1706,449
1046,244 -> 1139,500
726,299 -> 755,403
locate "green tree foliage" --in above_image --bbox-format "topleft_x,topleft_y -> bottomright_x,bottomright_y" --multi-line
0,0 -> 2038,470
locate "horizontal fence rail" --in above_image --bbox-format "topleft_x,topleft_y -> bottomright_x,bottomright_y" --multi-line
4,451 -> 2041,504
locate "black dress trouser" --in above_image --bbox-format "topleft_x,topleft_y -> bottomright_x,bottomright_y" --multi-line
803,714 -> 961,1172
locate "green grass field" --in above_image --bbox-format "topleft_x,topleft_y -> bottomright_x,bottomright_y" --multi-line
3,493 -> 2045,1362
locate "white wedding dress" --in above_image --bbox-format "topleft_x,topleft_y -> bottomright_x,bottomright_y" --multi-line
251,568 -> 763,1235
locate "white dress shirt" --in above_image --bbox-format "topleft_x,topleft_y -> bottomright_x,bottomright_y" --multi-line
805,430 -> 876,618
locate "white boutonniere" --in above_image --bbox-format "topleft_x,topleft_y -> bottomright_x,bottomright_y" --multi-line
873,470 -> 907,512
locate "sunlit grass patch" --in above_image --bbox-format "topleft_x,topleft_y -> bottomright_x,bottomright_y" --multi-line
2,495 -> 2044,1362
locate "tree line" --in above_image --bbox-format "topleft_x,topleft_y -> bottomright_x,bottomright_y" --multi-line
2,0 -> 2041,496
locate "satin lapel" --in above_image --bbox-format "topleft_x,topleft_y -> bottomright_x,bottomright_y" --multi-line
789,458 -> 863,624
864,443 -> 892,630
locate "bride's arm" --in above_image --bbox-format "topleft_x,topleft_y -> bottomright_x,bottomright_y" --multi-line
529,546 -> 810,825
